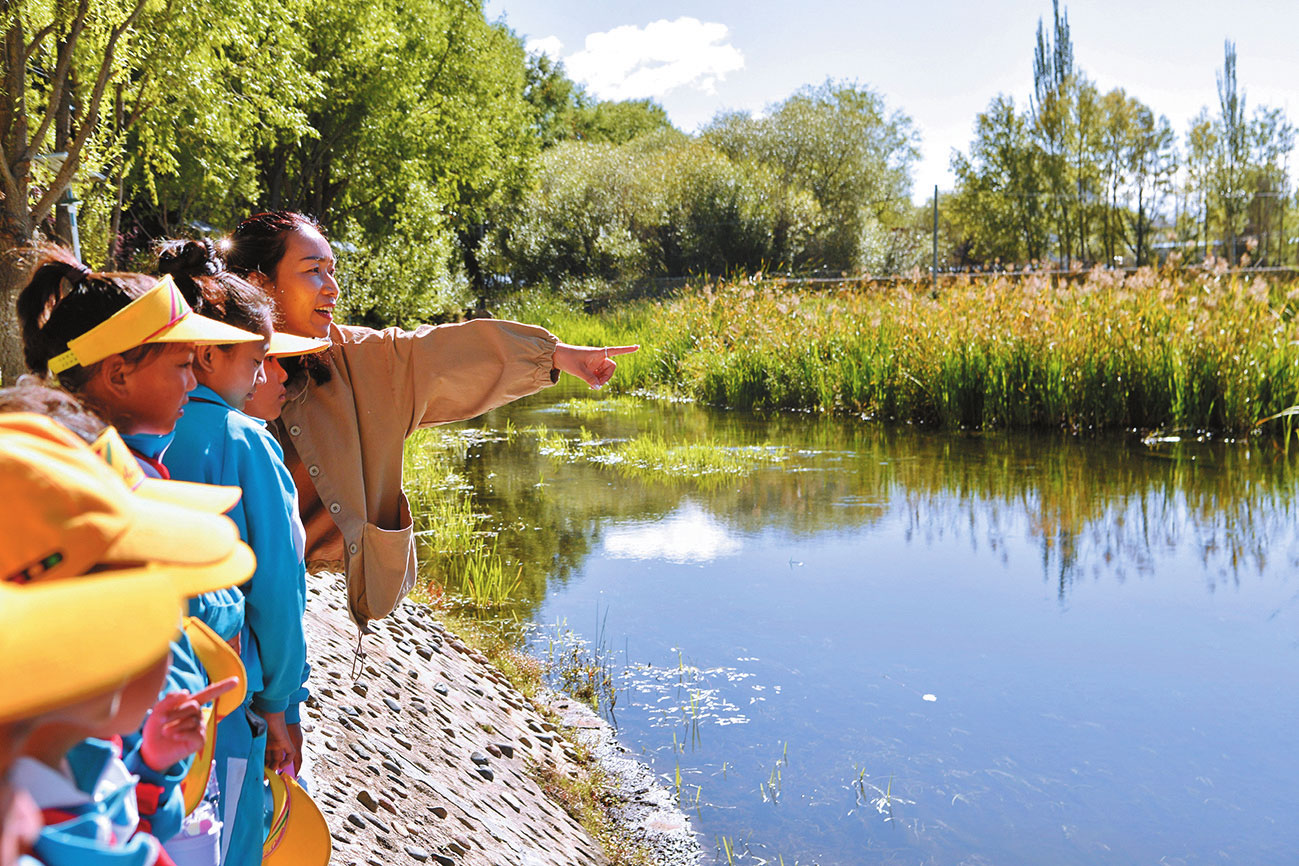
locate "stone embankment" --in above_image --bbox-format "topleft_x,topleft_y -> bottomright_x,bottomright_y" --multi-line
298,571 -> 702,866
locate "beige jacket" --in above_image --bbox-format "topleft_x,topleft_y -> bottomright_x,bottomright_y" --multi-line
276,319 -> 558,627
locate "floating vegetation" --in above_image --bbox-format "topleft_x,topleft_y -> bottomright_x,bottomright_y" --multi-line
556,395 -> 652,417
532,426 -> 787,484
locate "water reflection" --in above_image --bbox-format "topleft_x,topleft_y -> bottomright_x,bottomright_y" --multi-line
426,391 -> 1299,604
603,502 -> 743,563
407,386 -> 1299,865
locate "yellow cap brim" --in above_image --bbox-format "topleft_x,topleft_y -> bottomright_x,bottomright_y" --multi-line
182,617 -> 247,716
264,772 -> 332,865
180,615 -> 249,814
138,541 -> 256,598
267,331 -> 330,358
151,313 -> 264,348
0,572 -> 182,724
135,477 -> 242,515
98,492 -> 255,596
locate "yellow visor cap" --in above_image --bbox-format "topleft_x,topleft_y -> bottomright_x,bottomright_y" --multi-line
267,331 -> 331,358
264,771 -> 332,866
48,275 -> 262,374
0,572 -> 183,724
0,414 -> 254,596
180,616 -> 248,814
91,426 -> 242,515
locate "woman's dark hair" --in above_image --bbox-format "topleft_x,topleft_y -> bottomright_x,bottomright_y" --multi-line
157,239 -> 273,339
222,212 -> 333,385
222,211 -> 322,281
16,246 -> 164,391
0,375 -> 108,443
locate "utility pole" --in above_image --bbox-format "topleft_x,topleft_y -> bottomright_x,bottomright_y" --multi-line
932,184 -> 939,294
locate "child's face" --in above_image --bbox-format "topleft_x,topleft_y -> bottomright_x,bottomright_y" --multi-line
110,344 -> 198,435
243,355 -> 289,421
199,339 -> 269,411
92,652 -> 170,738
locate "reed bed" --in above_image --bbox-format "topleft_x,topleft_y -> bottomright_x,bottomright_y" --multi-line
505,268 -> 1299,433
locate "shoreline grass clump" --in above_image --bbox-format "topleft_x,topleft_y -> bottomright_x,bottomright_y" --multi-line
506,268 -> 1299,434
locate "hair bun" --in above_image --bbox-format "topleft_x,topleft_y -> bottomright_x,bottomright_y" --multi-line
158,239 -> 223,279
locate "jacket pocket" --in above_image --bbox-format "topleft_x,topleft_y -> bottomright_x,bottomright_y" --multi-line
358,492 -> 418,622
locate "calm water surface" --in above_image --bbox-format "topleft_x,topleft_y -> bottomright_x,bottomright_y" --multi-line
418,387 -> 1299,866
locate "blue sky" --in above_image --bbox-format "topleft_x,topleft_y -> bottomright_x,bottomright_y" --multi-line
484,0 -> 1299,204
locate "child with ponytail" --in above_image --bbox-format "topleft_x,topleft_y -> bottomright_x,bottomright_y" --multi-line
16,247 -> 261,475
157,239 -> 326,866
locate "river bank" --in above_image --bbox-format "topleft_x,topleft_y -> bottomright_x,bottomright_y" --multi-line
297,570 -> 702,866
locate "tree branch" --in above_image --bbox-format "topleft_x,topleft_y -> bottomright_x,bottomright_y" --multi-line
23,23 -> 57,64
21,0 -> 90,164
32,0 -> 147,225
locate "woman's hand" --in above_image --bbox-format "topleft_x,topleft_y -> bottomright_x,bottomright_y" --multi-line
262,710 -> 298,774
552,343 -> 639,389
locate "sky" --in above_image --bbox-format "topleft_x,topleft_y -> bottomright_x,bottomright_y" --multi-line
483,0 -> 1299,204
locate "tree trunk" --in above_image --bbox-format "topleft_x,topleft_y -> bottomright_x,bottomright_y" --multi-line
0,219 -> 37,384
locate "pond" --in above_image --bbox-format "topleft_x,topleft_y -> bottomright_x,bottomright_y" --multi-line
413,385 -> 1299,866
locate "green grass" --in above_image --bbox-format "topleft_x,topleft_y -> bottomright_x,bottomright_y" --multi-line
506,268 -> 1299,433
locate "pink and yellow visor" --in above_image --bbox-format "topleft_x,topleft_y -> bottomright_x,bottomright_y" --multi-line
48,275 -> 261,374
267,331 -> 331,359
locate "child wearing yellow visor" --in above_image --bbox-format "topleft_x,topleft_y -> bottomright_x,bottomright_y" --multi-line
0,415 -> 255,866
159,240 -> 328,866
16,248 -> 261,478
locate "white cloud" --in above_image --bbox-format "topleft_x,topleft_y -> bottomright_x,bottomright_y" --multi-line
564,17 -> 744,102
525,35 -> 564,61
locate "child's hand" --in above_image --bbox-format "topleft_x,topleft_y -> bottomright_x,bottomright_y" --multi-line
263,710 -> 298,774
140,678 -> 239,772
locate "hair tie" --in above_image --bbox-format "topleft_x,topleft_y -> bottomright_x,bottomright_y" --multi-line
69,262 -> 92,282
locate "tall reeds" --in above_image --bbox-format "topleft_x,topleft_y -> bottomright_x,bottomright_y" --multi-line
508,268 -> 1299,433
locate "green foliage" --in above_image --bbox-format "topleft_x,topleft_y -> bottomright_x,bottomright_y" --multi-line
523,52 -> 673,148
704,80 -> 919,272
496,133 -> 818,287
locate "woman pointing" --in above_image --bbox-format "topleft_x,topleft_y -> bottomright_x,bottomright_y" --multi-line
224,211 -> 637,629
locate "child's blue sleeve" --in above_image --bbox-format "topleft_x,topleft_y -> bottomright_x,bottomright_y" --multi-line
119,740 -> 186,843
225,424 -> 308,717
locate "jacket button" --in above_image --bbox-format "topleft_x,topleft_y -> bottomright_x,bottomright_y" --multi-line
289,425 -> 302,436
349,543 -> 358,555
308,465 -> 320,477
329,502 -> 341,514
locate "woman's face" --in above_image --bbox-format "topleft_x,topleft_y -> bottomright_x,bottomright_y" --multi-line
244,355 -> 289,421
198,339 -> 269,411
270,228 -> 338,338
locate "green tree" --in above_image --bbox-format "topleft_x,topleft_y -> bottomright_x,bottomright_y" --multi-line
0,0 -> 155,380
704,80 -> 918,272
949,95 -> 1048,265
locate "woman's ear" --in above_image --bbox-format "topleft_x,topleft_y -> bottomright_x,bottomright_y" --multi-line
193,344 -> 220,375
245,270 -> 272,292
